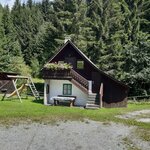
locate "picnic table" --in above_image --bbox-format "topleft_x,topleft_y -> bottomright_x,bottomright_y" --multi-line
50,96 -> 76,107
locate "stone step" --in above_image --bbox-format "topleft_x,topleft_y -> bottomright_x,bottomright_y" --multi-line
88,94 -> 99,98
87,100 -> 99,104
87,99 -> 95,101
87,101 -> 95,104
88,94 -> 97,97
88,93 -> 97,96
88,98 -> 98,101
88,97 -> 99,100
86,103 -> 100,107
88,97 -> 98,100
88,99 -> 99,102
85,103 -> 100,109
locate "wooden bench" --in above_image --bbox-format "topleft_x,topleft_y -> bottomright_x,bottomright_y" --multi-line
51,95 -> 76,107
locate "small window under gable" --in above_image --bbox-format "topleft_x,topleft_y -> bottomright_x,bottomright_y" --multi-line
77,61 -> 84,69
58,61 -> 64,64
63,84 -> 72,95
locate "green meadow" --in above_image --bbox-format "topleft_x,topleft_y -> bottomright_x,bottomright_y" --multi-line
0,96 -> 149,130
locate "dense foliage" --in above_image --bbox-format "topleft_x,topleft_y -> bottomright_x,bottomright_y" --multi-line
0,0 -> 149,96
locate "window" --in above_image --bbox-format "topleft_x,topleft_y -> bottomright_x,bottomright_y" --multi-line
77,61 -> 84,69
63,84 -> 72,95
46,84 -> 49,94
58,61 -> 64,64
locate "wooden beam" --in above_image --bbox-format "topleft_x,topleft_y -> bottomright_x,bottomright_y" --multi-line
1,90 -> 7,101
12,79 -> 22,103
99,83 -> 103,108
7,75 -> 29,79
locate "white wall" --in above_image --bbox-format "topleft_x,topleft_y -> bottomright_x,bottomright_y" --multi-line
45,79 -> 88,106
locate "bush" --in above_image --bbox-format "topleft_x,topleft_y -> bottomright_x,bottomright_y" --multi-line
31,58 -> 40,77
44,62 -> 72,71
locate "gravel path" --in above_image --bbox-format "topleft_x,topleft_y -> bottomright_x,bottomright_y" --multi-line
0,120 -> 149,150
116,109 -> 150,123
0,120 -> 131,150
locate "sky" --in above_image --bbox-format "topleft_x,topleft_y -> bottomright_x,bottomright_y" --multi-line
0,0 -> 43,9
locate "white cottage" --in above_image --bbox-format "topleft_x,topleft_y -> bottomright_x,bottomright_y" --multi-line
42,40 -> 128,108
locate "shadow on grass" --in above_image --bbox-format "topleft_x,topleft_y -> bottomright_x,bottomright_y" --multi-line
32,99 -> 44,105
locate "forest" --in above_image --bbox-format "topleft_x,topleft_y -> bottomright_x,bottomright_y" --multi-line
0,0 -> 149,96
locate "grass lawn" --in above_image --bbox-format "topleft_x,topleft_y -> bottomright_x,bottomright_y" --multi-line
0,96 -> 149,129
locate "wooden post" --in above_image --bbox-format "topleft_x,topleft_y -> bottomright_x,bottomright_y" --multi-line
44,81 -> 47,105
70,101 -> 73,107
14,79 -> 18,84
12,79 -> 22,103
99,83 -> 103,108
1,89 -> 7,101
88,81 -> 92,94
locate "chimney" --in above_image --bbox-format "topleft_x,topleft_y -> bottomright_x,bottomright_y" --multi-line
64,36 -> 71,43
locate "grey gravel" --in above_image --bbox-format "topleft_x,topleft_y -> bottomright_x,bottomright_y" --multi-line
116,109 -> 150,123
0,120 -> 147,150
128,129 -> 150,150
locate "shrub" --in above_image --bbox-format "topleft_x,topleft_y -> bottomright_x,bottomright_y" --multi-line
44,62 -> 72,71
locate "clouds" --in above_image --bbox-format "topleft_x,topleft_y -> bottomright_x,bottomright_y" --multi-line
0,0 -> 43,9
0,0 -> 21,8
0,0 -> 15,8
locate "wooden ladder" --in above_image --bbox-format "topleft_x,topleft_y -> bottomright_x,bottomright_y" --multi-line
27,77 -> 40,100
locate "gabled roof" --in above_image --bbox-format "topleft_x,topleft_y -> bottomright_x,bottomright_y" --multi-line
45,40 -> 128,88
0,72 -> 18,80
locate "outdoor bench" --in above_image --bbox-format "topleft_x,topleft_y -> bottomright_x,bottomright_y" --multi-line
50,95 -> 76,107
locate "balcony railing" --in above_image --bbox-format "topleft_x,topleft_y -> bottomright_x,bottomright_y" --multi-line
42,69 -> 72,79
42,68 -> 90,92
70,69 -> 88,90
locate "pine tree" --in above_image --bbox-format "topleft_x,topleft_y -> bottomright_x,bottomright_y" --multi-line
121,0 -> 150,95
0,0 -> 149,94
27,0 -> 33,9
53,0 -> 78,35
34,22 -> 59,64
12,1 -> 43,64
2,5 -> 21,56
139,0 -> 150,33
0,3 -> 31,74
41,0 -> 52,21
123,33 -> 150,95
84,0 -> 125,78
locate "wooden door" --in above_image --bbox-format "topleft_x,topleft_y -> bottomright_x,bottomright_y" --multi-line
92,72 -> 101,93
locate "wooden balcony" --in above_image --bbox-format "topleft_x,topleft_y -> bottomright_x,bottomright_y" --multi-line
42,68 -> 91,93
42,69 -> 72,79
